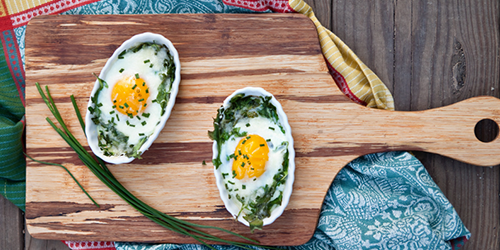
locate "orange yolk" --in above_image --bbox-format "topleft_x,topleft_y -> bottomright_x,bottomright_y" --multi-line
232,134 -> 269,180
111,75 -> 150,116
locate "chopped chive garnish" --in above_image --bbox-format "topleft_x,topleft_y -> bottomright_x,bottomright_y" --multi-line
232,170 -> 236,178
115,114 -> 120,121
144,103 -> 147,107
142,82 -> 146,86
228,181 -> 235,185
246,123 -> 250,127
253,178 -> 257,181
152,99 -> 156,103
241,162 -> 245,167
242,140 -> 247,144
109,110 -> 115,114
141,121 -> 147,126
142,113 -> 150,118
146,88 -> 149,94
136,115 -> 141,120
242,185 -> 246,189
238,150 -> 241,155
119,105 -> 124,109
132,84 -> 137,90
266,139 -> 271,142
246,136 -> 251,139
112,105 -> 116,109
124,103 -> 129,108
228,194 -> 231,199
119,68 -> 124,73
202,160 -> 206,165
260,144 -> 265,147
127,113 -> 133,118
149,64 -> 153,68
118,50 -> 126,59
222,173 -> 228,179
144,59 -> 150,63
97,103 -> 103,107
113,100 -> 117,103
138,98 -> 144,102
139,133 -> 144,136
135,73 -> 140,79
269,127 -> 275,130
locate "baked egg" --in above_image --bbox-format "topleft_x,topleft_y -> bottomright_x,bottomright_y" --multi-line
209,87 -> 295,232
85,33 -> 180,164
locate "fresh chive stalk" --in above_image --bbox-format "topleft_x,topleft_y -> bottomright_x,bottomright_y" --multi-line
25,154 -> 99,207
33,83 -> 268,249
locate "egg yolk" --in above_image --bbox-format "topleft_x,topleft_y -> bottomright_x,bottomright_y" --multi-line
111,75 -> 150,116
232,134 -> 269,180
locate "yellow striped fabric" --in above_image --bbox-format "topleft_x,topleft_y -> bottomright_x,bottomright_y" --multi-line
5,0 -> 52,15
289,0 -> 394,111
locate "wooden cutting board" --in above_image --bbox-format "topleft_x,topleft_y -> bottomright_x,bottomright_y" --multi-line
25,14 -> 500,246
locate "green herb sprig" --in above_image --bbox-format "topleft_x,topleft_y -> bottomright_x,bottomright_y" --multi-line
34,83 -> 267,249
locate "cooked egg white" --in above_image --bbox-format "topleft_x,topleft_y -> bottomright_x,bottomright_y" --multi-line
97,45 -> 166,146
218,116 -> 288,203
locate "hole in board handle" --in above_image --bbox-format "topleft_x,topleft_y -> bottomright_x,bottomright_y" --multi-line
474,119 -> 499,143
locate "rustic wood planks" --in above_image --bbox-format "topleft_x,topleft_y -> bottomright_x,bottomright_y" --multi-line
328,1 -> 500,249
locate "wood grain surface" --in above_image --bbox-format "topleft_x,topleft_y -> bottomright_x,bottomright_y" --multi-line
25,13 -> 334,245
24,12 -> 500,246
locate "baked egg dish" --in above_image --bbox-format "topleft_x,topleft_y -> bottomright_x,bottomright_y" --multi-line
210,87 -> 295,232
85,33 -> 180,164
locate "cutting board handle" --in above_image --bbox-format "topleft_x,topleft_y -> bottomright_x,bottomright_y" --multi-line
338,96 -> 500,167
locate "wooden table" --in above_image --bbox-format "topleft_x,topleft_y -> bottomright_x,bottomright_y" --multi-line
1,0 -> 499,249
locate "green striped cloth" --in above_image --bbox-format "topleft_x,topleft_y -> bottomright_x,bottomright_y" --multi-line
0,42 -> 26,210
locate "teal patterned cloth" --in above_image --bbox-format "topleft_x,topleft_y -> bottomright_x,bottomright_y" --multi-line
9,0 -> 471,249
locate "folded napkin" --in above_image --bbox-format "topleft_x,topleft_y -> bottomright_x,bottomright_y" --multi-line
1,0 -> 470,249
